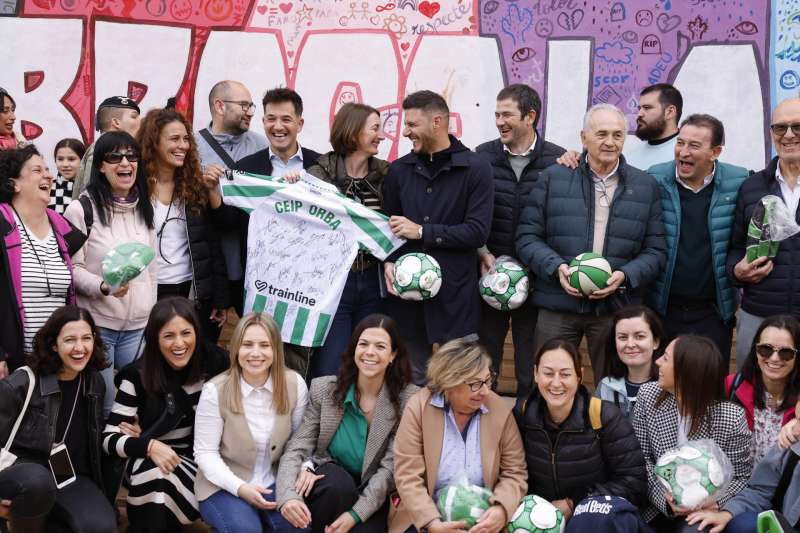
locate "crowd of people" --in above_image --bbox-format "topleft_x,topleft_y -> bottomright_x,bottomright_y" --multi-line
0,79 -> 799,533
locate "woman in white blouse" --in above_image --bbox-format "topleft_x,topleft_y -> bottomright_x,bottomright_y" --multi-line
194,312 -> 308,532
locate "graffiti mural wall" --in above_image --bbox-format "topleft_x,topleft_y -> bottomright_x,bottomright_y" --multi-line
0,1 -> 790,170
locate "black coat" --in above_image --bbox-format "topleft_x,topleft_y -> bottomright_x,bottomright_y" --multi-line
210,147 -> 321,272
514,386 -> 647,506
726,156 -> 800,317
382,136 -> 493,343
0,368 -> 108,495
0,211 -> 85,369
516,153 -> 666,314
185,206 -> 229,309
475,135 -> 565,257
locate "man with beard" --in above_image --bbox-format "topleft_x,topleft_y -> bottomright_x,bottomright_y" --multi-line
383,90 -> 494,384
624,83 -> 682,170
475,84 -> 565,398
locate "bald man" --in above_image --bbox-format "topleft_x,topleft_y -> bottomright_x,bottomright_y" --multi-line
727,98 -> 800,370
197,80 -> 267,316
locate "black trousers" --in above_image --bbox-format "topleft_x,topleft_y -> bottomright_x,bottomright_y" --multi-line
478,302 -> 537,399
0,462 -> 115,533
157,281 -> 222,343
307,463 -> 388,533
662,303 -> 734,369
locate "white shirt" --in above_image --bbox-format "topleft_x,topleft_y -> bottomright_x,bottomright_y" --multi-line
776,162 -> 800,217
152,199 -> 192,284
268,144 -> 304,178
675,162 -> 716,193
194,372 -> 308,496
502,132 -> 537,157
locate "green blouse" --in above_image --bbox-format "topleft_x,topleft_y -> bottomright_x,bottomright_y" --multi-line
327,384 -> 368,479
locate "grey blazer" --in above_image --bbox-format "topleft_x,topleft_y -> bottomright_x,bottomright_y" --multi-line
276,375 -> 419,521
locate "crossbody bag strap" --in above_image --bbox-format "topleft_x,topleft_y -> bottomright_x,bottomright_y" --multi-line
199,128 -> 236,168
2,366 -> 35,452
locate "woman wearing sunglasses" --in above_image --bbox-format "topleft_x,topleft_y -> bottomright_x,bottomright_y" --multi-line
390,340 -> 527,533
64,130 -> 157,415
727,315 -> 800,465
137,108 -> 228,343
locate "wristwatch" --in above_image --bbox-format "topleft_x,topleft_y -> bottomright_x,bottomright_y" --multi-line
417,226 -> 423,239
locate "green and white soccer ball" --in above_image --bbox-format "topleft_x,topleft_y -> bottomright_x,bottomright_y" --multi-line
507,495 -> 565,533
480,256 -> 530,311
655,443 -> 726,508
437,483 -> 492,528
568,252 -> 613,295
393,253 -> 442,300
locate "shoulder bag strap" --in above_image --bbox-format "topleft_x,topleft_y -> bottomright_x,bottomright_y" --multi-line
78,195 -> 93,236
729,371 -> 745,402
199,128 -> 236,168
589,396 -> 603,431
2,366 -> 35,452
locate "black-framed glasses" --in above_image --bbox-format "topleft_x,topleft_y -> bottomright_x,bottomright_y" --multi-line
103,151 -> 139,164
465,372 -> 496,392
222,100 -> 256,113
756,343 -> 797,361
770,123 -> 800,137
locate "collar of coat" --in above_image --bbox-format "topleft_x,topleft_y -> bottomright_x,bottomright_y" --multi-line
396,135 -> 471,168
487,130 -> 546,166
519,385 -> 594,432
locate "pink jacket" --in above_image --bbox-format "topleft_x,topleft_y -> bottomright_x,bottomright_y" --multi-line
64,195 -> 157,331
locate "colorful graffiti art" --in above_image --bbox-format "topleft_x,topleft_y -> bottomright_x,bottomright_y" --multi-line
0,1 -> 785,170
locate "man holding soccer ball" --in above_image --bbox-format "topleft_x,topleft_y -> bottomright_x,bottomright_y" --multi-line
382,90 -> 494,384
516,103 -> 666,379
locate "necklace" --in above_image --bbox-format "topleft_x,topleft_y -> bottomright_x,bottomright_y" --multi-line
11,205 -> 53,297
56,374 -> 83,445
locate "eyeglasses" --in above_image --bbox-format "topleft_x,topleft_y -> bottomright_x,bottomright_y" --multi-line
222,100 -> 256,113
464,372 -> 496,392
770,123 -> 800,137
755,343 -> 797,361
593,178 -> 612,208
103,151 -> 139,164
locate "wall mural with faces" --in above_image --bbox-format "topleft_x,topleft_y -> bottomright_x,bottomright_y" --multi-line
0,0 -> 788,170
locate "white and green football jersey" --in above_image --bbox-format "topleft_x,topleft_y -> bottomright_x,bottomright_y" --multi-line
221,170 -> 404,347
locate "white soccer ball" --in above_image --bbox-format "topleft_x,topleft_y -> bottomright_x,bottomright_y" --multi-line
392,253 -> 443,300
480,256 -> 530,311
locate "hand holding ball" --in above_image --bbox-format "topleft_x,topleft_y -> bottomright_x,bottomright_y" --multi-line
567,253 -> 612,296
392,253 -> 442,300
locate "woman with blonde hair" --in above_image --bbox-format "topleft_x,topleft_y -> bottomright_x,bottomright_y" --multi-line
194,312 -> 308,532
391,340 -> 527,533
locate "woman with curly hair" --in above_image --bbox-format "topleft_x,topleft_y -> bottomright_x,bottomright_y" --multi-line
0,305 -> 117,532
137,107 -> 229,342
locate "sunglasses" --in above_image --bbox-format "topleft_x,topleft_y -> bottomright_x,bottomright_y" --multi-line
770,123 -> 800,137
103,151 -> 139,164
755,343 -> 797,361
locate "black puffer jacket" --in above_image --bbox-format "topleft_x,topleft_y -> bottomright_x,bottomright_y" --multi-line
515,153 -> 666,314
514,386 -> 646,505
185,206 -> 229,309
726,156 -> 800,317
475,136 -> 565,257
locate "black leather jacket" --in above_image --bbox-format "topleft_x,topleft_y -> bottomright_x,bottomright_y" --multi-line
0,367 -> 106,491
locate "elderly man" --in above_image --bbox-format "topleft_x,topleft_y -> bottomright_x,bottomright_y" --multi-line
648,114 -> 747,365
516,103 -> 666,378
198,80 -> 267,316
727,97 -> 800,370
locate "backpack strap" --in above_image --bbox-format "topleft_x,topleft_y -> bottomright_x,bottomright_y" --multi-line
772,450 -> 800,511
589,396 -> 603,431
729,371 -> 745,402
199,128 -> 236,168
78,195 -> 93,236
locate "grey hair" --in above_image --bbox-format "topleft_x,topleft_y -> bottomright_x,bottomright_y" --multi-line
582,103 -> 627,131
426,339 -> 492,396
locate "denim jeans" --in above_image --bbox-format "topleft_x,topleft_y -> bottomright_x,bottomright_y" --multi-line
200,484 -> 306,533
725,512 -> 759,533
98,327 -> 144,416
310,266 -> 381,378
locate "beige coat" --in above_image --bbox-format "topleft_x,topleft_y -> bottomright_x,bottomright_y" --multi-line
390,388 -> 527,533
64,194 -> 157,331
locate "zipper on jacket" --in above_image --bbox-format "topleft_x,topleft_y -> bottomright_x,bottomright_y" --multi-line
183,205 -> 199,305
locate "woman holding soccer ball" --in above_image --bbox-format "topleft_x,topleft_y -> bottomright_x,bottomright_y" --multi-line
632,335 -> 752,532
515,338 -> 647,530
